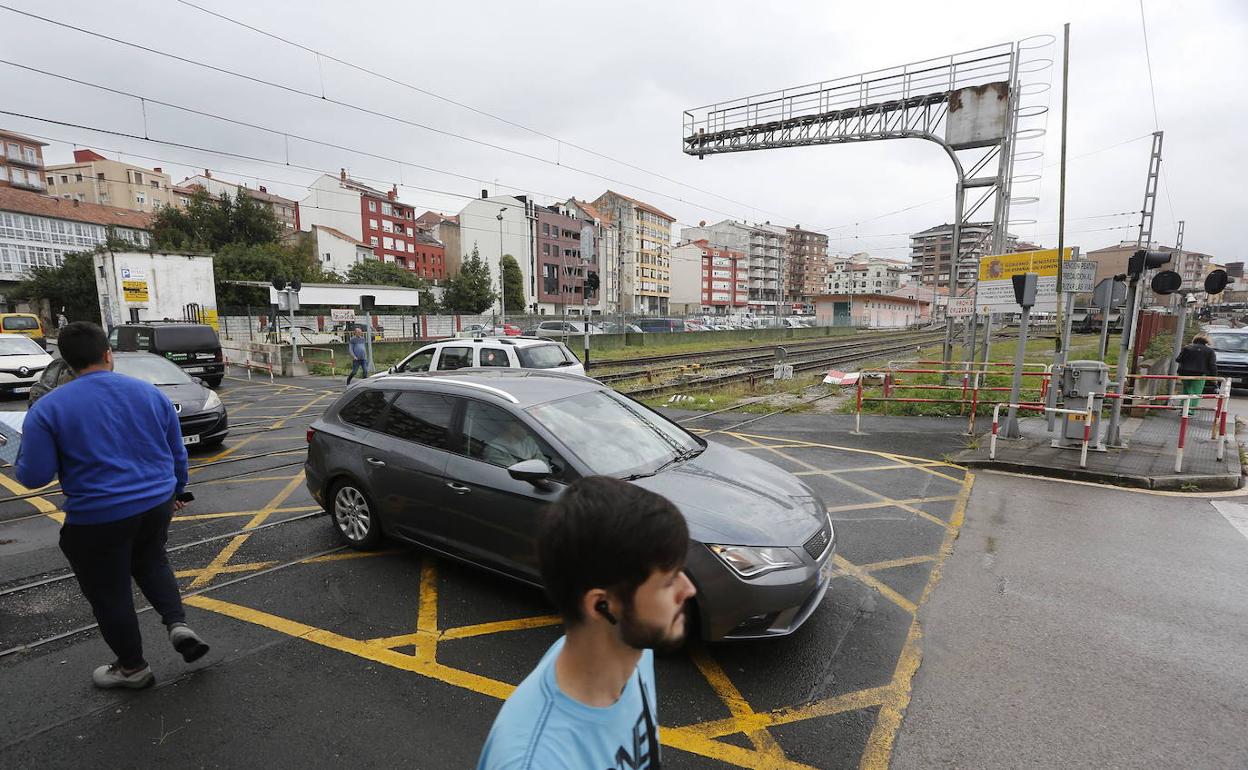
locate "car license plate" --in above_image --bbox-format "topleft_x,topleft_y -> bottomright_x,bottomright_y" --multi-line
183,434 -> 200,446
185,367 -> 206,374
13,386 -> 30,394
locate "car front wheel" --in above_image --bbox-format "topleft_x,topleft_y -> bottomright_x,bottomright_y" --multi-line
330,480 -> 382,549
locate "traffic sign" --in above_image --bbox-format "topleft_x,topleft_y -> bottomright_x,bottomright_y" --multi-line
330,308 -> 355,322
946,297 -> 975,317
1061,260 -> 1097,293
976,247 -> 1074,311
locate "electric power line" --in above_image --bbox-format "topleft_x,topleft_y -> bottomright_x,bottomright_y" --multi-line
1138,0 -> 1162,131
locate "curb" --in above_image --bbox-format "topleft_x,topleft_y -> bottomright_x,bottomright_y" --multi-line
961,459 -> 1243,492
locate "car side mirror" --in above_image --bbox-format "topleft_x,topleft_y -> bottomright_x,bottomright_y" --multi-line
507,459 -> 552,484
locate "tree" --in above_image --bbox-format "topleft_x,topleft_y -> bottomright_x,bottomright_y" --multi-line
11,251 -> 100,324
443,245 -> 497,314
346,259 -> 439,312
150,188 -> 281,252
214,238 -> 331,307
501,254 -> 524,313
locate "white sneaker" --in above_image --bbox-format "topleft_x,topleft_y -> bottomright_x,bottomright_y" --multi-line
169,622 -> 210,663
92,662 -> 154,690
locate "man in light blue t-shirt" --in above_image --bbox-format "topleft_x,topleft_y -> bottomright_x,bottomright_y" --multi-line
478,477 -> 697,770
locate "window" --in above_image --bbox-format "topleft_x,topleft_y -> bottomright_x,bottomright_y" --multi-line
397,349 -> 434,372
542,223 -> 550,236
369,219 -> 378,230
461,400 -> 563,475
132,171 -> 144,185
383,237 -> 394,250
60,175 -> 69,184
45,176 -> 53,186
479,347 -> 509,367
370,236 -> 378,247
395,239 -> 405,250
381,202 -> 392,216
150,180 -> 159,189
379,392 -> 455,449
368,200 -> 377,212
22,146 -> 37,163
338,390 -> 390,429
517,343 -> 574,370
382,220 -> 393,233
435,346 -> 472,370
75,173 -> 83,182
136,192 -> 146,204
6,143 -> 18,159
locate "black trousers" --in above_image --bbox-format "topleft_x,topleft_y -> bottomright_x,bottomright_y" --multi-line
58,498 -> 185,669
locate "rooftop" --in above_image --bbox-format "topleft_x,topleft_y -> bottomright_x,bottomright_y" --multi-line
0,129 -> 47,148
0,187 -> 153,230
312,224 -> 369,247
599,190 -> 675,223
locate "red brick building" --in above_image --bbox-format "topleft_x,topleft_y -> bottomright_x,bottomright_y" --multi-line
0,130 -> 48,193
535,204 -> 596,312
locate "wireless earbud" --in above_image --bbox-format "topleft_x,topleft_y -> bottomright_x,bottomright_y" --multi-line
594,599 -> 617,625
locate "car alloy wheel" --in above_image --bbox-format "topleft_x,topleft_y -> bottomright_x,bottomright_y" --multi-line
332,484 -> 377,547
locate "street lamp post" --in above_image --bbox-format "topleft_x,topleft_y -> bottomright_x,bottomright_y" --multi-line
496,209 -> 506,325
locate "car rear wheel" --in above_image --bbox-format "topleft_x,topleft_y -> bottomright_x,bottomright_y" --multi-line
330,480 -> 382,549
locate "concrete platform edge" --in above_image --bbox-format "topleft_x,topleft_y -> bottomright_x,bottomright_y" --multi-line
961,458 -> 1243,491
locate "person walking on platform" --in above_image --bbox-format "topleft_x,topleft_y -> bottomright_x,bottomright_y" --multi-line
1175,333 -> 1217,396
346,327 -> 369,384
16,322 -> 209,690
478,477 -> 696,769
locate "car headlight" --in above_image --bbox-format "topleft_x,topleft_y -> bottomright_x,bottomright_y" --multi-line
708,544 -> 803,578
203,390 -> 222,410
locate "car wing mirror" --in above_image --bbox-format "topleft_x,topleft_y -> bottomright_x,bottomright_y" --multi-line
507,458 -> 552,484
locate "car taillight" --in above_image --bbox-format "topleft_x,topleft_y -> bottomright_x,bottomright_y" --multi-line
306,428 -> 316,444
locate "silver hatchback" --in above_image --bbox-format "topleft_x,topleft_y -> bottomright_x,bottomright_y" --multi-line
305,370 -> 835,640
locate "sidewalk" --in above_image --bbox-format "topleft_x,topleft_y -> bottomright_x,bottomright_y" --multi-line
956,407 -> 1242,491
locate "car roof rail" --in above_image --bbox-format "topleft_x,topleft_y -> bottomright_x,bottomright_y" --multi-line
430,377 -> 520,403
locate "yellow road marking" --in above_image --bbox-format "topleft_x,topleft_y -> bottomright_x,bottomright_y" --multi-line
826,495 -> 958,513
173,504 -> 319,522
834,556 -> 917,615
196,473 -> 303,487
0,471 -> 63,523
688,646 -> 788,762
677,684 -> 894,739
859,555 -> 937,572
728,430 -> 961,467
859,471 -> 974,770
304,549 -> 400,564
175,560 -> 276,579
415,560 -> 439,662
186,471 -> 306,588
441,614 -> 563,641
795,462 -> 952,475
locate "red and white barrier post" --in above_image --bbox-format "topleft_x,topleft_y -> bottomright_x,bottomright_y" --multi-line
989,402 -> 1002,460
1081,393 -> 1095,469
1175,396 -> 1191,474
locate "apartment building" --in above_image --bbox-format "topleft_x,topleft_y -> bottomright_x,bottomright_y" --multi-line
908,222 -> 1008,289
0,186 -> 150,284
45,150 -> 174,213
826,256 -> 908,295
301,170 -> 444,279
566,198 -> 620,314
180,170 -> 299,230
679,220 -> 785,315
670,239 -> 748,314
785,225 -> 829,303
0,130 -> 48,194
533,204 -> 599,315
1086,241 -> 1214,306
590,191 -> 673,314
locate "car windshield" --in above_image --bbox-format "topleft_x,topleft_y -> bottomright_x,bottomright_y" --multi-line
517,344 -> 571,369
0,336 -> 45,355
1208,333 -> 1248,353
2,316 -> 39,331
527,390 -> 701,478
114,355 -> 194,385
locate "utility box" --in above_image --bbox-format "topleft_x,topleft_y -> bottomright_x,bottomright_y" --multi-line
1059,360 -> 1109,443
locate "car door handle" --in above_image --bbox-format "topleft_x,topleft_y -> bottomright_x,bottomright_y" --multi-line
365,457 -> 386,467
446,482 -> 471,494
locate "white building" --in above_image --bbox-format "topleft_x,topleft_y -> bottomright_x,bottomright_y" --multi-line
825,256 -> 908,295
456,193 -> 535,317
180,171 -> 299,229
679,220 -> 785,314
95,250 -> 218,329
305,225 -> 374,278
0,186 -> 150,285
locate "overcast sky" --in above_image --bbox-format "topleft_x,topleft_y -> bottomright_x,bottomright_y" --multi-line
3,0 -> 1244,263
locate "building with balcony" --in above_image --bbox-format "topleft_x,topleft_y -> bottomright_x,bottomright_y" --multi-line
908,222 -> 1007,289
0,130 -> 48,194
785,225 -> 829,304
533,203 -> 599,315
301,170 -> 444,279
1086,241 -> 1215,307
589,191 -> 673,314
679,220 -> 785,314
670,239 -> 748,314
0,186 -> 151,286
180,170 -> 299,230
826,256 -> 908,295
566,198 -> 620,314
45,150 -> 174,213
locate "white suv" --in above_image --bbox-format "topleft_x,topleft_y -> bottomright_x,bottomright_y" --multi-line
377,337 -> 587,378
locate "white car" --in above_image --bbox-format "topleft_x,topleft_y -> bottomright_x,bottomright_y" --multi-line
0,333 -> 53,397
377,337 -> 587,378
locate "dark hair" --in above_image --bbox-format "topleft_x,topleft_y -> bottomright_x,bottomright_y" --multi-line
58,322 -> 110,372
1193,334 -> 1211,345
538,476 -> 689,624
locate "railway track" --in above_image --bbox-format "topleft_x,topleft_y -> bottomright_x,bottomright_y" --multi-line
619,331 -> 949,398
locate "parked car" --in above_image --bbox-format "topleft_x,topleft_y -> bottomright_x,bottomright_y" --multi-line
31,352 -> 228,447
305,370 -> 834,640
109,321 -> 224,388
1206,328 -> 1248,388
273,323 -> 341,346
598,321 -> 643,334
635,318 -> 686,333
0,333 -> 53,397
527,320 -> 603,340
0,313 -> 47,349
457,323 -> 521,338
377,337 -> 586,378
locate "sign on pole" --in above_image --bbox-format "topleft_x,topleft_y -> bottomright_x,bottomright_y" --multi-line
330,308 -> 355,322
976,247 -> 1075,311
946,297 -> 975,317
1061,260 -> 1097,294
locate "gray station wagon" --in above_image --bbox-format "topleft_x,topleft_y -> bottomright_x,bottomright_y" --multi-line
305,370 -> 836,641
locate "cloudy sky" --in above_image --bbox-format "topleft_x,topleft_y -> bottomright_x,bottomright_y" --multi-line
3,0 -> 1243,262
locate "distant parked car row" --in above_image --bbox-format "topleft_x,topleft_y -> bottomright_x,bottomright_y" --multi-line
452,316 -> 818,339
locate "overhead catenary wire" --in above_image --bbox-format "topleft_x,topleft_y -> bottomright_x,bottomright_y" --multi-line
0,3 -> 801,227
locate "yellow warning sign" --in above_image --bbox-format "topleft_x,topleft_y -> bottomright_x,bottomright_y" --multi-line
202,308 -> 219,331
122,279 -> 149,303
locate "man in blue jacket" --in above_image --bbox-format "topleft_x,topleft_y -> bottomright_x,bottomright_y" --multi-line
346,326 -> 369,384
17,322 -> 209,689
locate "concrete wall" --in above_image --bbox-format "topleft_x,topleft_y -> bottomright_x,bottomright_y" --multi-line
95,251 -> 217,330
458,195 -> 533,313
300,174 -> 364,242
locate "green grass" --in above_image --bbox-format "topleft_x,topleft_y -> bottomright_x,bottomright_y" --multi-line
583,329 -> 856,363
